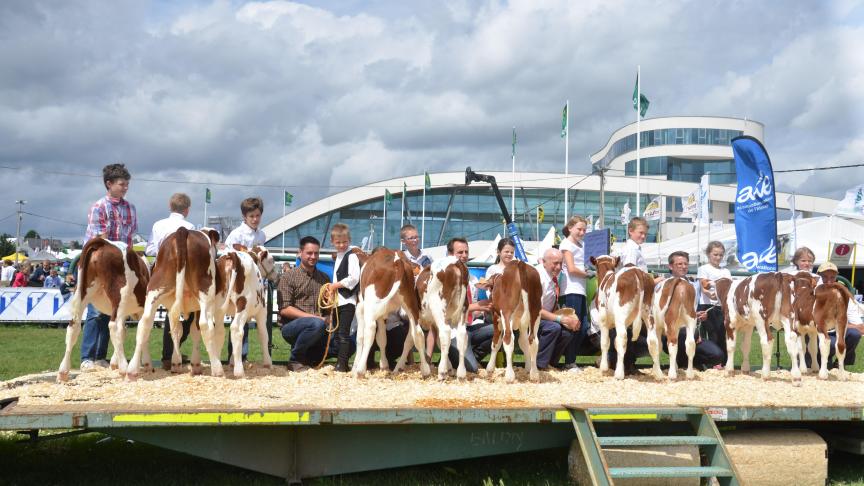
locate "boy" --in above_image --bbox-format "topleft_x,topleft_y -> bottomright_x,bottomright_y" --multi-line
327,223 -> 361,372
81,163 -> 138,371
399,224 -> 432,267
225,196 -> 267,360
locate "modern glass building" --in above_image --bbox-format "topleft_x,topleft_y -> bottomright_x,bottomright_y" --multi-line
263,117 -> 837,250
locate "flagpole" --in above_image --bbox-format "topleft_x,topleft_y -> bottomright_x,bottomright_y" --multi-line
706,172 -> 712,265
204,190 -> 208,228
791,192 -> 798,253
400,182 -> 405,250
383,190 -> 387,248
282,188 -> 286,255
658,193 -> 664,268
511,126 -> 516,224
636,65 -> 641,216
536,207 -> 539,241
421,176 -> 426,248
564,100 -> 570,224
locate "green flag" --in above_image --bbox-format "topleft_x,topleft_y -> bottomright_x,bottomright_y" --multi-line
512,127 -> 517,157
560,104 -> 568,138
205,188 -> 211,204
284,191 -> 293,207
632,74 -> 650,118
424,171 -> 431,191
385,189 -> 393,206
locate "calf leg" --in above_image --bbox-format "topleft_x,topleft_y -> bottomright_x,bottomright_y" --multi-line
437,324 -> 453,380
168,307 -> 185,374
229,313 -> 248,378
784,320 -> 802,383
454,323 -> 468,380
503,328 -> 516,383
667,328 -> 679,381
485,312 -> 504,376
807,331 -> 819,373
613,322 -> 627,380
818,331 -> 831,380
646,321 -> 663,380
392,323 -> 415,374
725,327 -> 737,375
836,324 -> 848,381
126,298 -> 160,381
740,327 -> 754,374
58,300 -> 86,382
684,321 -> 696,380
755,321 -> 772,380
797,330 -> 809,374
352,313 -> 377,378
189,323 -> 203,375
198,297 -> 224,378
599,325 -> 611,374
375,318 -> 389,371
254,308 -> 272,369
107,317 -> 126,374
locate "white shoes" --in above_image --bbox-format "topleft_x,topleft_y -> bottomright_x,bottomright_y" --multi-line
81,359 -> 109,372
563,363 -> 582,373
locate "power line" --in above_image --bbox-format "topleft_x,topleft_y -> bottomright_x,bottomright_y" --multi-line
21,211 -> 87,228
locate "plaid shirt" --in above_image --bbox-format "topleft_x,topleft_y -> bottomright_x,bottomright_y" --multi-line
277,265 -> 330,322
85,196 -> 138,246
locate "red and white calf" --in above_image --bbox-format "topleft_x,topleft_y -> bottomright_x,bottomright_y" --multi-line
406,256 -> 469,380
485,260 -> 543,383
589,255 -> 655,380
352,248 -> 424,378
715,272 -> 800,380
212,245 -> 277,378
58,238 -> 150,382
806,282 -> 853,380
647,277 -> 697,380
126,227 -> 222,380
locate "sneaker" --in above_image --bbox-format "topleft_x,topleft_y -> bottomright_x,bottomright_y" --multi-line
287,362 -> 309,372
562,363 -> 580,370
95,359 -> 110,368
567,365 -> 582,373
80,360 -> 97,372
161,359 -> 172,371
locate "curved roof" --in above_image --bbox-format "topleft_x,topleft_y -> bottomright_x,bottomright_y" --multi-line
262,170 -> 838,241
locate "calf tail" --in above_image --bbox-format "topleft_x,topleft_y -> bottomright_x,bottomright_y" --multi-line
77,238 -> 108,302
171,227 -> 190,318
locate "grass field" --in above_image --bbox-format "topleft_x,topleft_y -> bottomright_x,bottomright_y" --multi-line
1,323 -> 863,485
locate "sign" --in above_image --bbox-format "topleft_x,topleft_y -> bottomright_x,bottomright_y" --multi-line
732,136 -> 778,272
583,229 -> 611,268
829,243 -> 853,265
0,288 -> 72,321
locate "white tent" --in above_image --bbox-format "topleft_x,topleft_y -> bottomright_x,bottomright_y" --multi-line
633,216 -> 864,269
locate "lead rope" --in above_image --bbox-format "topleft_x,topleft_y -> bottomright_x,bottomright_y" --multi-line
315,284 -> 339,368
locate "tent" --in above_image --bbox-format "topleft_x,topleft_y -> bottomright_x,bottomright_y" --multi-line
1,253 -> 28,262
28,250 -> 60,262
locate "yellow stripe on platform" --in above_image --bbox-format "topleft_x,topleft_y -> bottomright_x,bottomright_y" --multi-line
554,410 -> 571,421
112,411 -> 310,424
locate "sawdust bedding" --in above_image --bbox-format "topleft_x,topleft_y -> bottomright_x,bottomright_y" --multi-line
2,363 -> 862,413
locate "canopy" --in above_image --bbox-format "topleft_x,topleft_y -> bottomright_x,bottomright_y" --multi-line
1,253 -> 28,262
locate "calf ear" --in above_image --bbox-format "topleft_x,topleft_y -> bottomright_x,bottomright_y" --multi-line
614,256 -> 621,268
589,256 -> 597,266
233,244 -> 247,252
206,229 -> 220,248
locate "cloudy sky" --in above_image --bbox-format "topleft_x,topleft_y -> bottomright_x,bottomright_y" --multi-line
1,0 -> 862,241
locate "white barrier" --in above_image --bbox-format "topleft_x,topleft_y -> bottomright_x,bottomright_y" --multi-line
0,288 -> 72,322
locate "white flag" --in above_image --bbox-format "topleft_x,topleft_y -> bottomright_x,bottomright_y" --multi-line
787,193 -> 796,219
681,188 -> 699,219
586,214 -> 594,232
620,200 -> 631,225
699,174 -> 710,223
834,183 -> 864,219
643,196 -> 662,221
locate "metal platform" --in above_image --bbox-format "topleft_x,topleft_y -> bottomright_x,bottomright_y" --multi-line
2,398 -> 863,481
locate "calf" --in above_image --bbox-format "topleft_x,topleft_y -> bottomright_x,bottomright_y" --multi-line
589,255 -> 655,380
405,256 -> 469,380
485,260 -> 543,383
647,277 -> 697,380
352,248 -> 425,378
126,227 -> 222,379
788,272 -> 819,374
812,283 -> 853,380
211,245 -> 277,378
57,238 -> 150,382
715,272 -> 800,380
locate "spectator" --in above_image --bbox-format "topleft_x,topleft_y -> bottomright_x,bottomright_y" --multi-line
43,268 -> 63,288
1,260 -> 15,286
327,223 -> 361,373
60,274 -> 75,296
12,263 -> 30,287
697,241 -> 732,365
560,216 -> 592,372
533,248 -> 579,370
29,261 -> 51,287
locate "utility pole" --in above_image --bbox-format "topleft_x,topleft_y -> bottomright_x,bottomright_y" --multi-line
14,200 -> 26,264
598,170 -> 606,229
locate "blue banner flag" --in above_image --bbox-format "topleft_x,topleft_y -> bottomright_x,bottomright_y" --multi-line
732,136 -> 778,272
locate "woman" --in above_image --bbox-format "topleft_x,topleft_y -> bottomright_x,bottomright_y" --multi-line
697,241 -> 732,366
12,264 -> 29,288
560,216 -> 591,372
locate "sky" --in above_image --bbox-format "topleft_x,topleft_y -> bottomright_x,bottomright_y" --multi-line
0,0 -> 862,241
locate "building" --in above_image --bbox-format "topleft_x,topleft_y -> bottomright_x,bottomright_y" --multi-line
262,117 -> 839,250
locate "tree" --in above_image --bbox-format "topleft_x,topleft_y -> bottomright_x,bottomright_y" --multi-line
24,229 -> 41,239
70,240 -> 82,250
0,233 -> 15,257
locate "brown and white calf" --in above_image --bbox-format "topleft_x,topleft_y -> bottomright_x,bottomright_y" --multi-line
810,282 -> 852,380
58,238 -> 150,382
485,260 -> 543,383
788,272 -> 819,375
211,245 -> 277,378
404,256 -> 469,380
352,248 -> 424,378
589,255 -> 655,380
647,277 -> 697,380
715,272 -> 800,380
126,227 -> 222,380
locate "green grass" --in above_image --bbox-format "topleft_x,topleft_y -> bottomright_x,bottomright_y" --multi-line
1,323 -> 863,485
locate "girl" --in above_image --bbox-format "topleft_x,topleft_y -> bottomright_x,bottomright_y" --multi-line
697,241 -> 732,365
560,216 -> 590,372
485,238 -> 516,280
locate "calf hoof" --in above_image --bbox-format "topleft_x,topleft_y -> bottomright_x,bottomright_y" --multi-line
818,370 -> 829,380
211,369 -> 225,378
125,372 -> 138,382
190,364 -> 203,376
171,363 -> 184,374
232,371 -> 246,379
529,371 -> 540,382
57,371 -> 70,383
110,363 -> 119,371
437,373 -> 447,381
685,370 -> 695,380
613,370 -> 625,380
504,371 -> 516,383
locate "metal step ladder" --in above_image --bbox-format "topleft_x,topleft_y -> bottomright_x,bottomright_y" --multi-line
567,406 -> 740,485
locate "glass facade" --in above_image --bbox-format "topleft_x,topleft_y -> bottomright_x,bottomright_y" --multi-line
594,128 -> 744,171
624,157 -> 737,183
267,187 -> 660,250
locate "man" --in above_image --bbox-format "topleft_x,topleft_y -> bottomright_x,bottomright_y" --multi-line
1,260 -> 16,286
80,163 -> 137,372
805,262 -> 863,368
534,248 -> 579,370
278,236 -> 348,371
444,237 -> 494,372
146,193 -> 195,371
660,251 -> 724,370
43,268 -> 62,288
29,261 -> 51,287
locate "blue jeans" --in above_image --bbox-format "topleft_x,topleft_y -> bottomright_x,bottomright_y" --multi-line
281,317 -> 345,366
80,304 -> 110,362
663,328 -> 725,370
536,320 -> 575,369
227,323 -> 249,360
561,294 -> 589,365
447,322 -> 495,372
804,328 -> 862,367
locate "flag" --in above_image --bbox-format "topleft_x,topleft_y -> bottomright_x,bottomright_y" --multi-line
560,103 -> 568,138
699,174 -> 710,222
681,188 -> 699,219
512,127 -> 517,157
643,196 -> 662,221
733,136 -> 778,272
595,217 -> 601,231
284,191 -> 293,207
384,189 -> 393,206
787,193 -> 796,220
424,171 -> 431,191
632,74 -> 649,118
620,200 -> 631,225
537,205 -> 544,223
834,183 -> 864,219
586,214 -> 594,232
205,188 -> 212,204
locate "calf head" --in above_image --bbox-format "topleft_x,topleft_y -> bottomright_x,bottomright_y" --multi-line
590,255 -> 620,284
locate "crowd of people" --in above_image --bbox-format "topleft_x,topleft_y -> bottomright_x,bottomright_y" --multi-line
1,259 -> 74,294
67,162 -> 864,376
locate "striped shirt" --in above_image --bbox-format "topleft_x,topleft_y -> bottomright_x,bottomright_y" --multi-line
85,196 -> 138,246
277,265 -> 330,322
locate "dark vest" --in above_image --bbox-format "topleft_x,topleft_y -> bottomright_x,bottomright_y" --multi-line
335,252 -> 358,299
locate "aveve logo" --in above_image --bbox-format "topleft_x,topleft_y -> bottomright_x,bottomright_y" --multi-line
737,172 -> 773,204
27,292 -> 49,314
0,291 -> 22,314
740,239 -> 777,270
